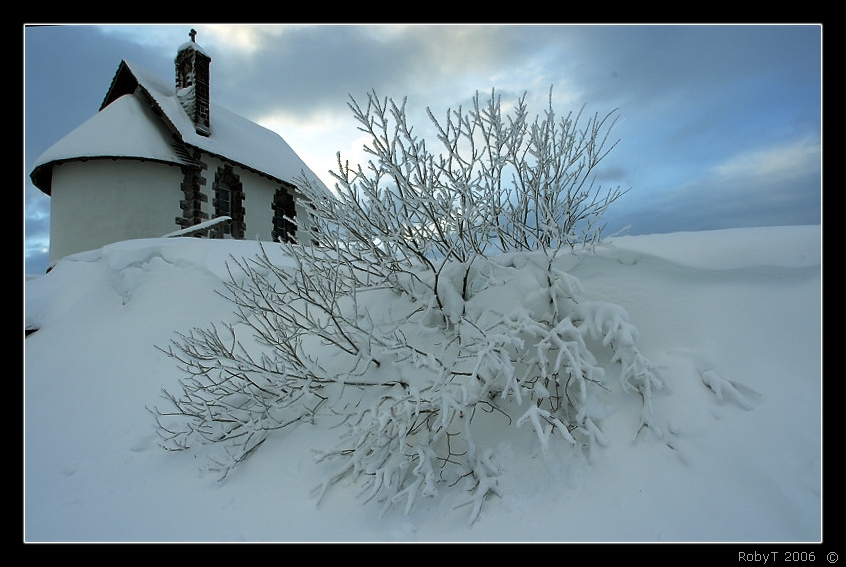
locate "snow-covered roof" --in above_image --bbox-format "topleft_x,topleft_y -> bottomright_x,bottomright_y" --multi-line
31,58 -> 326,196
31,94 -> 194,172
177,38 -> 210,58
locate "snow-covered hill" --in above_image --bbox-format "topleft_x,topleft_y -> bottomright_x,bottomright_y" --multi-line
24,225 -> 822,542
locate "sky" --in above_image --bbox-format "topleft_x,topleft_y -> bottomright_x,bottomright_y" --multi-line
23,225 -> 822,541
23,24 -> 822,275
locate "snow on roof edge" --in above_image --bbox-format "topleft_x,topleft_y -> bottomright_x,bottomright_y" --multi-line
31,58 -> 330,196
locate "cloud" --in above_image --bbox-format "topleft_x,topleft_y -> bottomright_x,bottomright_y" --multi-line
24,211 -> 51,275
605,135 -> 821,236
97,24 -> 184,48
25,189 -> 50,217
200,24 -> 293,55
711,137 -> 821,184
24,25 -> 821,259
203,25 -> 589,126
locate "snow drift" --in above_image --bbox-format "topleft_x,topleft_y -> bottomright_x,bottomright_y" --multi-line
24,225 -> 821,542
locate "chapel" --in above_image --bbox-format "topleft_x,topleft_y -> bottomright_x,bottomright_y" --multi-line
30,29 -> 325,266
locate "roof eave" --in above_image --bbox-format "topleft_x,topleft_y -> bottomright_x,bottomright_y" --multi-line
30,163 -> 52,195
30,155 -> 196,197
100,61 -> 137,111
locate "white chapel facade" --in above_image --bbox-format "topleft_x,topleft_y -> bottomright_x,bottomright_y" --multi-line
30,30 -> 323,267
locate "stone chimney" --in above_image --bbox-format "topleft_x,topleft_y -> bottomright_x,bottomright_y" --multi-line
175,29 -> 211,136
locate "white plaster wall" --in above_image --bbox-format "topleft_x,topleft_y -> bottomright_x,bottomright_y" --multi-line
202,155 -> 286,243
47,155 -> 311,265
294,188 -> 318,241
48,160 -> 184,263
244,174 -> 279,242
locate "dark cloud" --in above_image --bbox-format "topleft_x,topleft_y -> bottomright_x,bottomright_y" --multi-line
24,24 -> 822,269
604,145 -> 821,237
552,25 -> 820,109
548,25 -> 821,167
208,26 -> 395,119
25,247 -> 50,276
25,26 -> 175,159
207,25 -> 585,123
611,180 -> 821,237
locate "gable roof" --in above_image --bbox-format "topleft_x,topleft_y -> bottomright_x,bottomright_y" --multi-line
31,59 -> 326,196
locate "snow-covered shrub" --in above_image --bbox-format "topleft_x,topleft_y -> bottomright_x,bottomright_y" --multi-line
150,88 -> 665,524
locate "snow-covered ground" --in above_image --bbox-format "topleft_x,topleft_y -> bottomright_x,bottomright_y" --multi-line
23,225 -> 822,542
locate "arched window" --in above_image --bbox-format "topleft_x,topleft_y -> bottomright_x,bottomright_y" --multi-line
212,165 -> 245,238
272,185 -> 297,243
